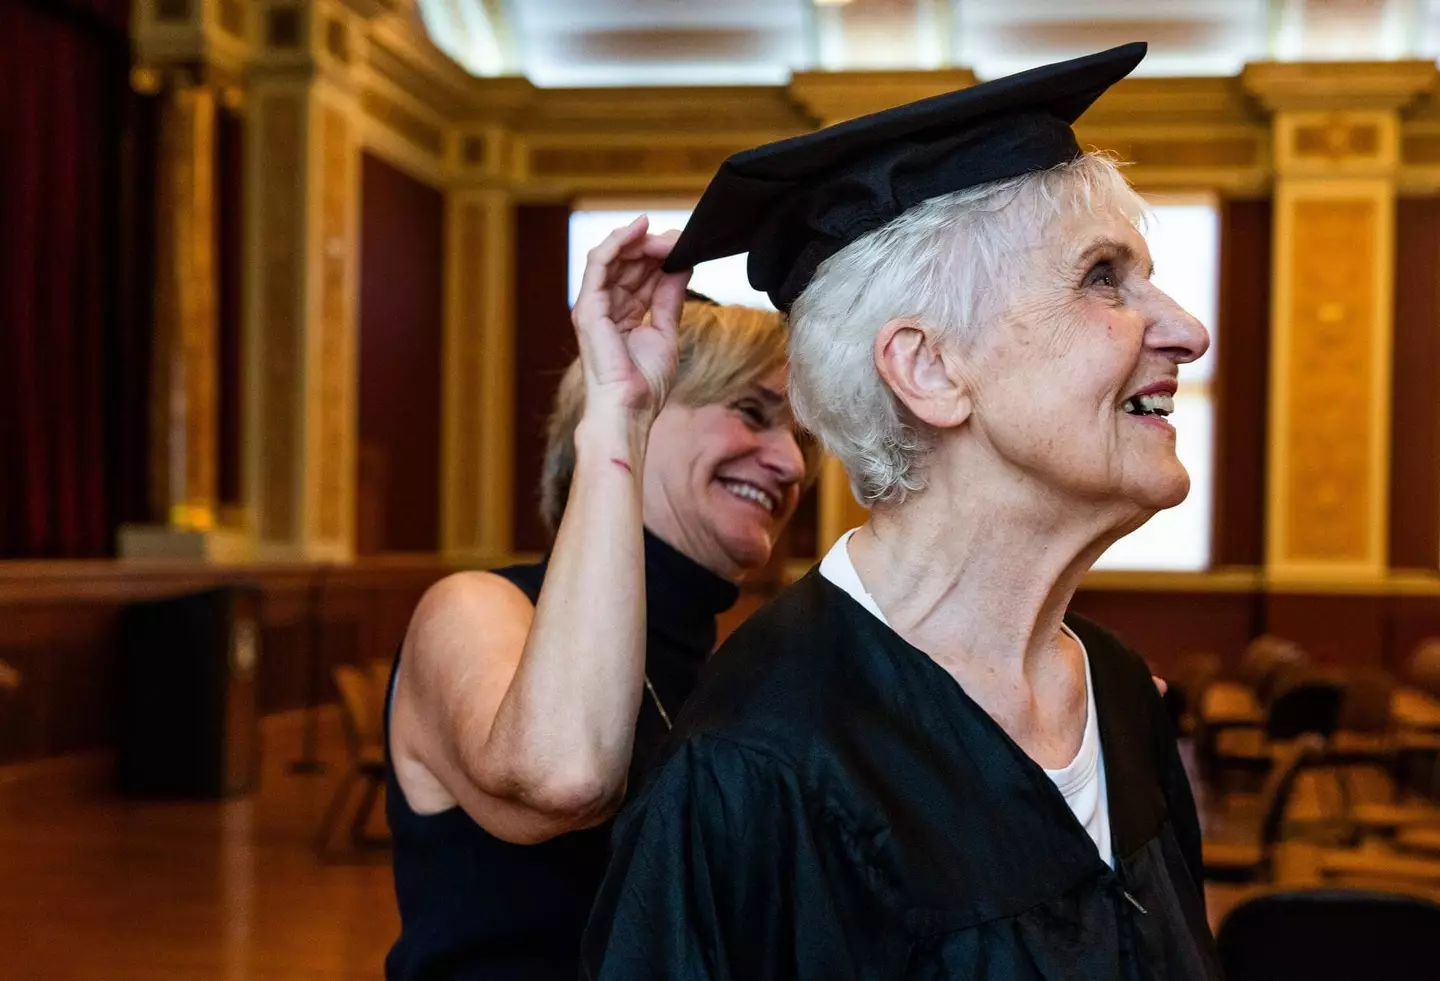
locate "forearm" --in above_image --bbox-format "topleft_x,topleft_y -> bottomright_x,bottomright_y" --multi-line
475,407 -> 652,812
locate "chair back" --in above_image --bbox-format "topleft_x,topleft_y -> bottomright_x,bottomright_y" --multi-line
1238,635 -> 1308,703
1217,888 -> 1440,981
1408,638 -> 1440,699
1337,666 -> 1395,734
1266,674 -> 1345,741
1166,651 -> 1222,733
332,664 -> 384,760
1258,734 -> 1324,848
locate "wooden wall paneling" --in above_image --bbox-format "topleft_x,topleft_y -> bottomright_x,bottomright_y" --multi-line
510,202 -> 574,553
1068,588 -> 1266,676
216,103 -> 245,512
1212,197 -> 1273,567
1390,196 -> 1440,570
1390,593 -> 1440,672
0,561 -> 453,767
357,151 -> 446,555
1264,592 -> 1389,666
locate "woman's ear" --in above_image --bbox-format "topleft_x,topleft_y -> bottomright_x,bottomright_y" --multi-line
874,319 -> 971,430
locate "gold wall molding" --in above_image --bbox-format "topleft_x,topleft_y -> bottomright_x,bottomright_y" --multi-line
787,68 -> 979,125
1276,110 -> 1401,177
442,191 -> 515,561
244,56 -> 363,560
151,80 -> 220,532
1244,60 -> 1437,113
1266,180 -> 1396,581
247,89 -> 305,546
1241,62 -> 1427,583
1271,189 -> 1389,569
310,97 -> 359,552
133,0 -> 252,82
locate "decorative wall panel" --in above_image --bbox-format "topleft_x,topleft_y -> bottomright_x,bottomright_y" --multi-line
1279,197 -> 1381,564
313,104 -> 352,545
256,93 -> 303,542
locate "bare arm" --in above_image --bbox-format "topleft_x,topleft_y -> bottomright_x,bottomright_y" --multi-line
391,217 -> 690,844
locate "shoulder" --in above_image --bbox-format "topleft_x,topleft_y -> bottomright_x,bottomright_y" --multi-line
676,573 -> 863,747
647,571 -> 906,805
409,570 -> 535,647
400,570 -> 537,694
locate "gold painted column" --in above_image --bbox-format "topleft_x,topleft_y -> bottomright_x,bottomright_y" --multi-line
1243,62 -> 1434,583
244,0 -> 363,561
153,76 -> 220,533
442,182 -> 516,562
120,0 -> 251,560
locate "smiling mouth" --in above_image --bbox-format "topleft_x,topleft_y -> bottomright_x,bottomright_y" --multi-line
720,480 -> 776,514
1122,393 -> 1174,419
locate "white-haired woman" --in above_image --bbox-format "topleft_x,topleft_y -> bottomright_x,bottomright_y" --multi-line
584,44 -> 1222,980
384,217 -> 818,981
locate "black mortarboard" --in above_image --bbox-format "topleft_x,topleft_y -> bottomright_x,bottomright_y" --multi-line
664,42 -> 1146,313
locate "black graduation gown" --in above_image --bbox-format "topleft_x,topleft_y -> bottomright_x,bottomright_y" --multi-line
581,570 -> 1221,980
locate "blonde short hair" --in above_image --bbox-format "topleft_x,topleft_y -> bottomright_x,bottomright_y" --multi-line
540,301 -> 821,534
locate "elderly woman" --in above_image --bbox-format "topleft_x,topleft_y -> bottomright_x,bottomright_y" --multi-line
385,218 -> 818,981
582,44 -> 1221,980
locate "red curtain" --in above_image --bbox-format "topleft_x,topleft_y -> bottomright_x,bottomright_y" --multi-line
0,0 -> 145,558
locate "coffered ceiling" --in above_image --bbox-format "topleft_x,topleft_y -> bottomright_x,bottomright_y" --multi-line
416,0 -> 1440,87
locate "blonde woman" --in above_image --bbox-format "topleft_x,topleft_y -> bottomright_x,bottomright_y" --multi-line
384,218 -> 819,981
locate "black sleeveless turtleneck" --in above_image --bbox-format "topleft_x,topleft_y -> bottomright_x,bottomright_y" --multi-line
384,530 -> 738,981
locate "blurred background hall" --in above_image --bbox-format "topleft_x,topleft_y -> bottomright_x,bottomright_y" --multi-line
5,0 -> 1440,977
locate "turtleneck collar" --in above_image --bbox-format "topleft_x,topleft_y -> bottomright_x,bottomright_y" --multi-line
642,528 -> 740,627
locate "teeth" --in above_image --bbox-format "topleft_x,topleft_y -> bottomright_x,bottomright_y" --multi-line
721,480 -> 774,513
1124,393 -> 1174,417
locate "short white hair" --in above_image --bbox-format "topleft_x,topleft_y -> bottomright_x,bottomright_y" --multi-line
788,151 -> 1146,505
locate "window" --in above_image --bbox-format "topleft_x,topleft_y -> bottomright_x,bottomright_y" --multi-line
1092,195 -> 1220,571
570,195 -> 1221,572
568,208 -> 774,310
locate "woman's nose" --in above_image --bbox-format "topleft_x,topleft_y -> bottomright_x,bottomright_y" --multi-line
1146,288 -> 1210,365
761,429 -> 807,486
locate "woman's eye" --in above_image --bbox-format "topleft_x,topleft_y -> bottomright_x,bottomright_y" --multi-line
1084,260 -> 1119,290
735,401 -> 766,427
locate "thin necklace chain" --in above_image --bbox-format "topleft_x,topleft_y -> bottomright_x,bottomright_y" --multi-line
643,674 -> 672,731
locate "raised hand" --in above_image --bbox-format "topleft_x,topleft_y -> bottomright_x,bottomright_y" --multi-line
571,216 -> 692,419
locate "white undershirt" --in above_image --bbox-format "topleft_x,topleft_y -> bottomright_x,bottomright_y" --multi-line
819,529 -> 1113,868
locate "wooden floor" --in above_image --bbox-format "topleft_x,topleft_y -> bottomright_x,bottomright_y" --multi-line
0,715 -> 396,981
0,716 -> 1429,979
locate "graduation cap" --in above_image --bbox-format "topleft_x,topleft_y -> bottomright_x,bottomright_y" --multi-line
664,42 -> 1146,313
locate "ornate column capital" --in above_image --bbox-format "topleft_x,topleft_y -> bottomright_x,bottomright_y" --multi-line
1242,60 -> 1437,114
787,68 -> 978,127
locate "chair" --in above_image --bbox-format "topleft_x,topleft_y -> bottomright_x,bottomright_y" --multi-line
1240,635 -> 1310,704
1216,888 -> 1440,981
1408,638 -> 1440,700
1209,671 -> 1344,799
1197,636 -> 1310,789
1203,734 -> 1324,882
314,662 -> 389,856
